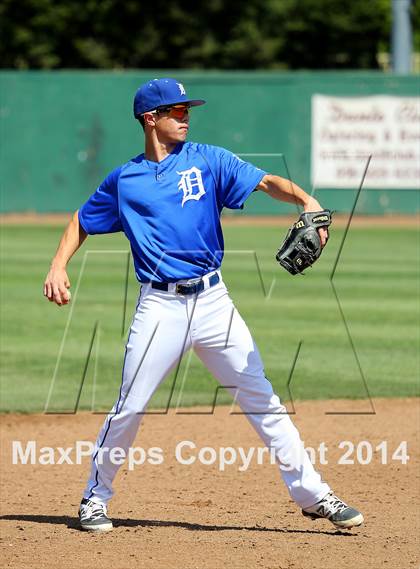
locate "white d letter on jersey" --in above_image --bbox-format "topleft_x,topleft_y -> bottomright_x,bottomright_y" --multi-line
177,166 -> 206,207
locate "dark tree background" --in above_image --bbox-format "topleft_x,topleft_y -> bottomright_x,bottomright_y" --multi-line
0,0 -> 418,69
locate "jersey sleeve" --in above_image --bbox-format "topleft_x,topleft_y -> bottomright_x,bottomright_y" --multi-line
215,147 -> 266,210
78,167 -> 123,234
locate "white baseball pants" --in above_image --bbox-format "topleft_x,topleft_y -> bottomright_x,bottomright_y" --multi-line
83,272 -> 330,508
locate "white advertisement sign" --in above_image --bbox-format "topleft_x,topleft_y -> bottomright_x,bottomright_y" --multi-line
311,95 -> 420,189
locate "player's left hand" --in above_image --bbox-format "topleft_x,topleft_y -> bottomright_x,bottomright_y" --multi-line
276,208 -> 333,275
303,198 -> 328,247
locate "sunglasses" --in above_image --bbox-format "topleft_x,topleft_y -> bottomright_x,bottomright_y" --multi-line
152,104 -> 190,119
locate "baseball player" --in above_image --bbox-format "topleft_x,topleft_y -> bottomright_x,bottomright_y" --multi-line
44,78 -> 363,532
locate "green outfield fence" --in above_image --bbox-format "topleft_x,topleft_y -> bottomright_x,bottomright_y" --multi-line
0,71 -> 419,214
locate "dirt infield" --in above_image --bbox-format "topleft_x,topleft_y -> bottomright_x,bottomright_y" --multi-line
1,212 -> 419,228
1,398 -> 419,569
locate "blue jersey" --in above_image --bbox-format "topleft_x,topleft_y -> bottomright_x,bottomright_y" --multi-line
78,142 -> 266,282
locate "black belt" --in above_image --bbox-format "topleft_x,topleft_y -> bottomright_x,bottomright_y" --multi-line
150,272 -> 220,295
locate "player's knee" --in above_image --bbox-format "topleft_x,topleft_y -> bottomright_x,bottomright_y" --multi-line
115,392 -> 149,416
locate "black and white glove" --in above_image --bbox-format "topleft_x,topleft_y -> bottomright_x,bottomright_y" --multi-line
276,210 -> 333,275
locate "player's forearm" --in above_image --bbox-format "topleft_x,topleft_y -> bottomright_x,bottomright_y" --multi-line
257,174 -> 321,211
50,211 -> 87,269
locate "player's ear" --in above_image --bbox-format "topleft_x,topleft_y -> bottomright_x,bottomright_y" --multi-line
143,112 -> 156,129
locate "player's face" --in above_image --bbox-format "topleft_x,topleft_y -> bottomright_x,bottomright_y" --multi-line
147,105 -> 190,143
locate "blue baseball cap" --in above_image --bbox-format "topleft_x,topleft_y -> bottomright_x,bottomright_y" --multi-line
133,78 -> 206,118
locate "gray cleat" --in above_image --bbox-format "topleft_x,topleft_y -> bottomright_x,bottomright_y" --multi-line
302,491 -> 364,529
78,498 -> 113,532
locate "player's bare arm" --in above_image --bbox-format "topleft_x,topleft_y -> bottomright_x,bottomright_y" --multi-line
43,210 -> 87,306
257,174 -> 328,247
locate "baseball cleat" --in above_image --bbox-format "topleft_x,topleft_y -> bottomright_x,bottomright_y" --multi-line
78,498 -> 113,532
302,491 -> 364,529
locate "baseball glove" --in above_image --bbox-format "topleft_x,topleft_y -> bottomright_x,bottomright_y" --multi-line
276,210 -> 332,275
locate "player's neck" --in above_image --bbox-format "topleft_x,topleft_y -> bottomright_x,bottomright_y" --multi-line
144,136 -> 179,163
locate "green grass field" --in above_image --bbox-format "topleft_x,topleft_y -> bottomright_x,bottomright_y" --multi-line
1,222 -> 419,413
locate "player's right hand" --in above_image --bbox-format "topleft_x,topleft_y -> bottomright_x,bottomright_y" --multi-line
43,266 -> 71,306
